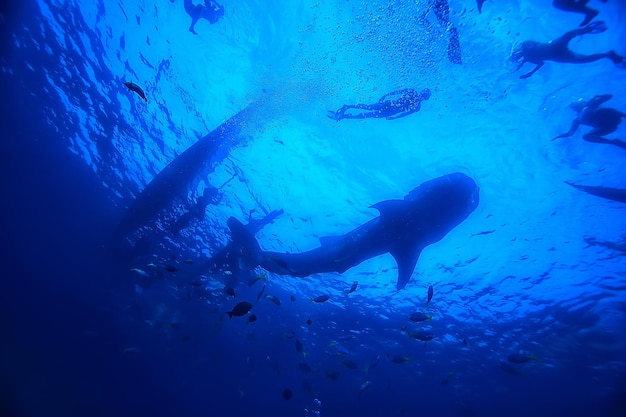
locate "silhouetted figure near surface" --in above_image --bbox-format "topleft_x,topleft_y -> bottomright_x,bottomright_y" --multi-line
171,186 -> 222,236
476,0 -> 487,13
327,88 -> 431,121
512,21 -> 623,78
553,0 -> 606,26
553,94 -> 626,150
184,0 -> 224,34
420,0 -> 463,64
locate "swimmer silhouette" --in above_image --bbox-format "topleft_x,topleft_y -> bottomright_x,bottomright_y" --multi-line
511,21 -> 623,79
184,0 -> 224,35
553,0 -> 605,26
327,88 -> 431,121
553,94 -> 626,150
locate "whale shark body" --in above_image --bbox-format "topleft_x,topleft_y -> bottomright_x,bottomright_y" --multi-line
228,172 -> 479,290
565,181 -> 626,204
113,102 -> 259,241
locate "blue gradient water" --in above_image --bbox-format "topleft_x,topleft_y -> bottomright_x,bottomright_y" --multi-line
2,1 -> 625,416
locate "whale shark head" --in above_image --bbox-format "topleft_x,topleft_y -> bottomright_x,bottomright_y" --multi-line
390,172 -> 479,290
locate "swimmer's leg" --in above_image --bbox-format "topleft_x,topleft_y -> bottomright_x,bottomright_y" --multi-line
564,51 -> 621,64
552,1 -> 598,26
582,127 -> 626,150
552,22 -> 605,49
189,16 -> 200,34
184,0 -> 195,14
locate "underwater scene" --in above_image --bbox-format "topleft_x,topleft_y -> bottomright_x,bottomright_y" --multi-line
1,0 -> 626,416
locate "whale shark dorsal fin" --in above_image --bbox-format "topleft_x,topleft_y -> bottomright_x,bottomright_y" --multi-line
320,236 -> 343,246
371,200 -> 406,221
390,246 -> 423,290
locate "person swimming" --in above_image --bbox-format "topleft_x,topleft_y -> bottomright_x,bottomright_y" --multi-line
171,186 -> 222,235
553,94 -> 626,150
511,21 -> 623,79
552,0 -> 605,27
327,88 -> 431,121
184,0 -> 224,35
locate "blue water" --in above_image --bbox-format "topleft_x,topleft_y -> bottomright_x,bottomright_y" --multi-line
2,0 -> 626,416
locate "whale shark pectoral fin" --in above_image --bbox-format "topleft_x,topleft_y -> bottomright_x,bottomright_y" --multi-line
371,200 -> 407,222
390,246 -> 423,290
227,217 -> 263,269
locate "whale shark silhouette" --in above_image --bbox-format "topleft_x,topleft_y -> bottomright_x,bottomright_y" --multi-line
113,102 -> 260,241
228,172 -> 479,290
565,181 -> 626,204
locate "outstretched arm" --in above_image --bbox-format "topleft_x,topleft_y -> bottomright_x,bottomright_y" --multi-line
588,94 -> 612,108
520,62 -> 543,79
552,119 -> 580,140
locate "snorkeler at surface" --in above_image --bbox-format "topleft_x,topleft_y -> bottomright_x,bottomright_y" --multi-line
327,88 -> 431,121
184,0 -> 224,34
419,0 -> 463,64
511,21 -> 623,79
553,0 -> 606,26
553,94 -> 626,150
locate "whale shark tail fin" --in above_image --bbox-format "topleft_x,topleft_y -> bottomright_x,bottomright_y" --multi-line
227,217 -> 264,270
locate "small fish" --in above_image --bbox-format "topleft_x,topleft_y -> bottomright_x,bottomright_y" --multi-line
507,353 -> 538,364
341,359 -> 358,369
426,285 -> 434,307
265,294 -> 281,306
130,268 -> 149,278
441,371 -> 456,385
224,287 -> 236,298
295,339 -> 307,357
282,330 -> 296,340
409,312 -> 432,322
247,314 -> 257,324
346,281 -> 358,294
226,301 -> 252,319
164,265 -> 179,273
123,346 -> 142,353
364,355 -> 380,373
338,334 -> 356,342
124,81 -> 147,101
326,370 -> 340,381
290,295 -> 296,302
499,361 -> 524,375
306,319 -> 312,326
184,258 -> 194,264
268,357 -> 281,376
391,354 -> 410,364
247,274 -> 267,287
358,381 -> 372,399
407,331 -> 435,344
256,284 -> 266,303
302,380 -> 315,395
188,280 -> 203,287
311,295 -> 330,303
462,338 -> 468,346
298,362 -> 312,373
282,388 -> 293,400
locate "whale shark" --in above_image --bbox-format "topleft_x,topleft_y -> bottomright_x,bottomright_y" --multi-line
113,102 -> 260,241
565,181 -> 626,204
227,172 -> 479,290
